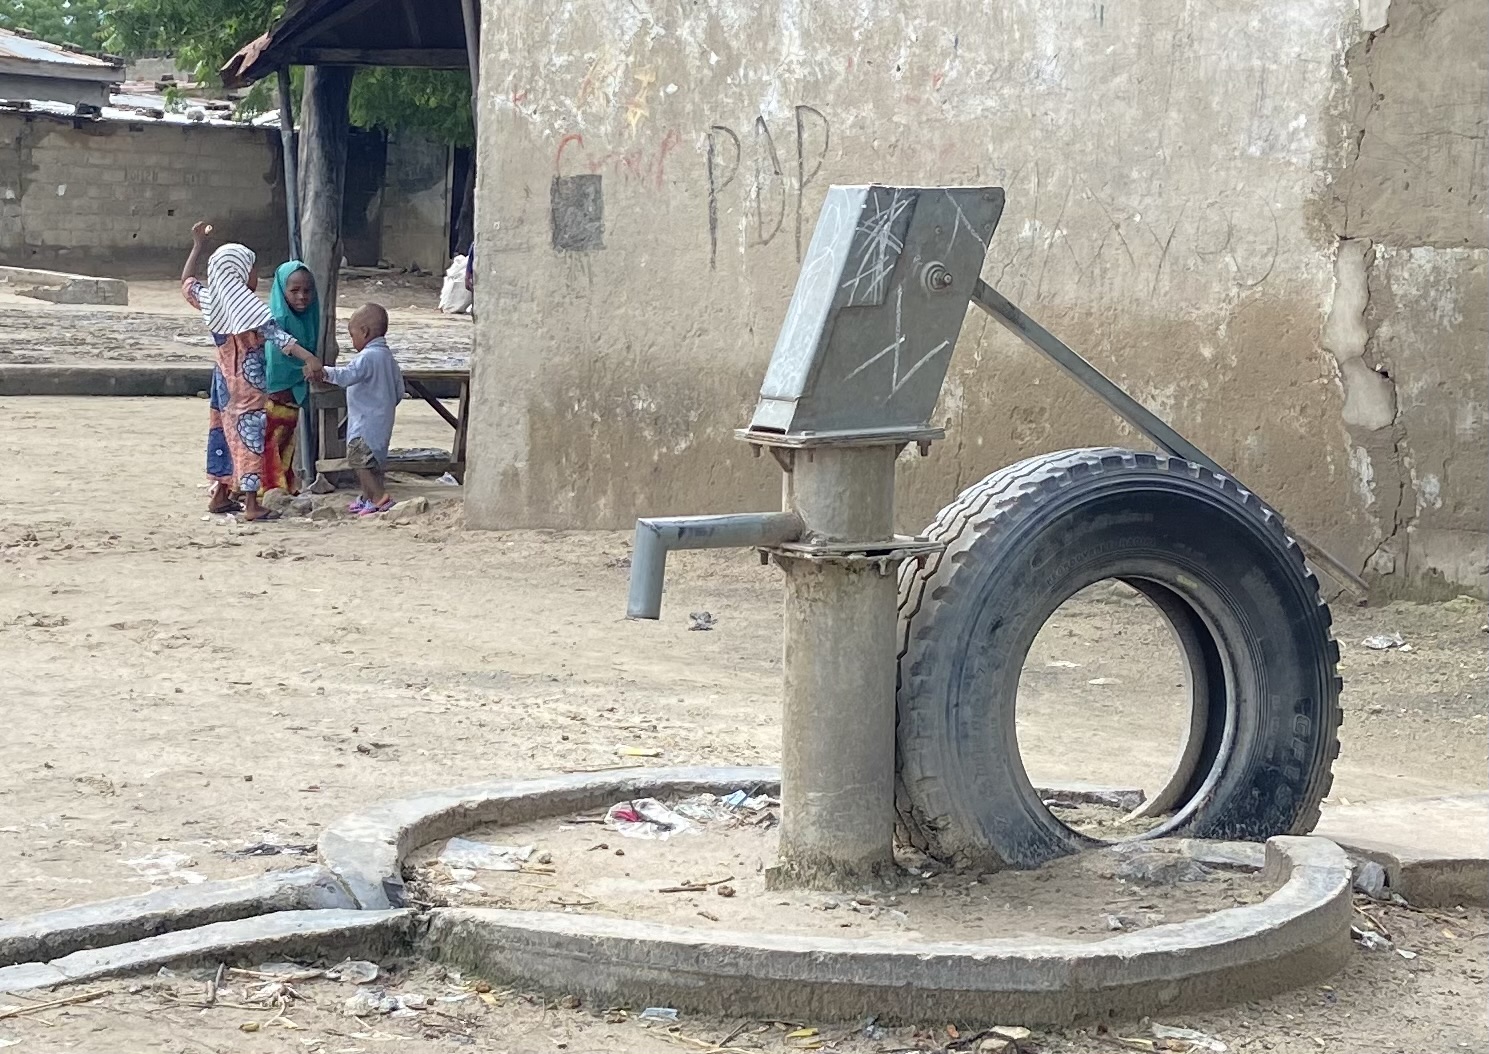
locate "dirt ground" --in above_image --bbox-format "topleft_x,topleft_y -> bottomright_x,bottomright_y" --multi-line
0,386 -> 1485,1052
405,816 -> 1270,943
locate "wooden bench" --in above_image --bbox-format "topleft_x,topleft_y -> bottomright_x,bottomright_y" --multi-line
310,367 -> 470,487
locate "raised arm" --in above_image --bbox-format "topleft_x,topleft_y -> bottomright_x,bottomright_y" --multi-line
181,221 -> 212,282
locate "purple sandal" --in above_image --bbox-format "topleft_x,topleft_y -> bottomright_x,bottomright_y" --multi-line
357,497 -> 396,517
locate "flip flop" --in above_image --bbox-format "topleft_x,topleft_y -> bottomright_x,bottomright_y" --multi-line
347,498 -> 372,514
357,498 -> 396,517
208,501 -> 243,514
239,510 -> 281,523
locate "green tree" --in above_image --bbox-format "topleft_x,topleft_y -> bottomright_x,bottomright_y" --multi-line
0,0 -> 108,51
350,67 -> 472,148
104,0 -> 279,78
103,0 -> 472,147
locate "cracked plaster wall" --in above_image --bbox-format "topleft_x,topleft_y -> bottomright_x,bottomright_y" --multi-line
1323,0 -> 1488,596
467,0 -> 1487,597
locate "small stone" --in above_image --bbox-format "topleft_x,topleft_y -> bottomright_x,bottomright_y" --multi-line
716,884 -> 736,898
1113,850 -> 1213,886
536,851 -> 553,865
356,742 -> 374,755
991,1026 -> 1032,1042
614,848 -> 625,856
978,1040 -> 1011,1053
1353,859 -> 1388,899
473,980 -> 492,993
559,994 -> 581,1009
380,496 -> 430,523
243,774 -> 253,782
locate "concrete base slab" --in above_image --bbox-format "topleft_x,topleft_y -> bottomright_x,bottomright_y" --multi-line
421,837 -> 1352,1027
0,865 -> 356,967
0,909 -> 412,995
313,766 -> 1353,1024
0,365 -> 467,399
0,365 -> 213,397
0,962 -> 67,993
1035,782 -> 1146,811
1316,793 -> 1489,907
1,266 -> 128,306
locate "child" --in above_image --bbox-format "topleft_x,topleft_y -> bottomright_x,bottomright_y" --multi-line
181,222 -> 320,521
318,303 -> 404,515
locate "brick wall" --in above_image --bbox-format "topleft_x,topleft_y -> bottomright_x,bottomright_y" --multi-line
0,113 -> 289,276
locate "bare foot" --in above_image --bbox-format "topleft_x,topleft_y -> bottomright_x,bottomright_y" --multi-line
207,484 -> 241,514
239,494 -> 279,522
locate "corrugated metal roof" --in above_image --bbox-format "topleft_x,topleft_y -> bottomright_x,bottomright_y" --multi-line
0,27 -> 122,69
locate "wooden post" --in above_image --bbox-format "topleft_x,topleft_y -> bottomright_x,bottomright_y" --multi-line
298,65 -> 352,366
298,65 -> 353,492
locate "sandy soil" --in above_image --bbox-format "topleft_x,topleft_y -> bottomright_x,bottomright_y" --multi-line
404,812 -> 1268,943
0,393 -> 1485,1052
0,274 -> 471,370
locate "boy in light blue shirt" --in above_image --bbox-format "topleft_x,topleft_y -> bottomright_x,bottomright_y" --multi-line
318,303 -> 404,515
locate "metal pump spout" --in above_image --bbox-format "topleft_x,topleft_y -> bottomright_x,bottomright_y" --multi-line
625,511 -> 803,619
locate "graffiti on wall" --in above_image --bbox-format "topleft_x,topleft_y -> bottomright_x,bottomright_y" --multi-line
706,105 -> 831,269
554,130 -> 683,192
543,104 -> 831,266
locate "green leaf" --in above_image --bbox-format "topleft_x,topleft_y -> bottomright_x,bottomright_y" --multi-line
101,0 -> 471,145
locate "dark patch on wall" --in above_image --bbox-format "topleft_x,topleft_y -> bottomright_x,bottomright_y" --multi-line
342,130 -> 387,267
550,173 -> 604,252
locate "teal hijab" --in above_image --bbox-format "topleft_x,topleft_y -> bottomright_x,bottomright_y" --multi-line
265,260 -> 319,406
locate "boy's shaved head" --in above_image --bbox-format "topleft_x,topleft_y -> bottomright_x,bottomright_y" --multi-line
351,302 -> 389,338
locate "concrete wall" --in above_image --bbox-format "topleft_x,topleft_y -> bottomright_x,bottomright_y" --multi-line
467,0 -> 1488,598
0,113 -> 289,275
0,116 -> 456,280
380,134 -> 451,273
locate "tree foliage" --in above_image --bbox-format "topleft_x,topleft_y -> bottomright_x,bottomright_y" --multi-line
104,0 -> 278,75
0,0 -> 108,51
101,0 -> 472,146
351,67 -> 472,148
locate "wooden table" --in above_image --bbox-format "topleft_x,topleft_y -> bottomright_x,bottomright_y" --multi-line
309,367 -> 470,485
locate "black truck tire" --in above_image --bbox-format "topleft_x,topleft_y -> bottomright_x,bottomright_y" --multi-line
895,448 -> 1342,869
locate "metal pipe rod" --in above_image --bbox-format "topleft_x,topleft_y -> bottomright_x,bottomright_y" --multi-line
460,0 -> 481,102
626,512 -> 802,620
275,66 -> 301,259
970,279 -> 1369,601
275,65 -> 315,483
772,444 -> 901,891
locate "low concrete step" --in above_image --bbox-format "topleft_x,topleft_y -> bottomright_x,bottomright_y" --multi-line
1317,792 -> 1489,907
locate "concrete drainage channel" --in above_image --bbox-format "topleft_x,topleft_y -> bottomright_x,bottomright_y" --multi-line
2,767 -> 1362,1026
